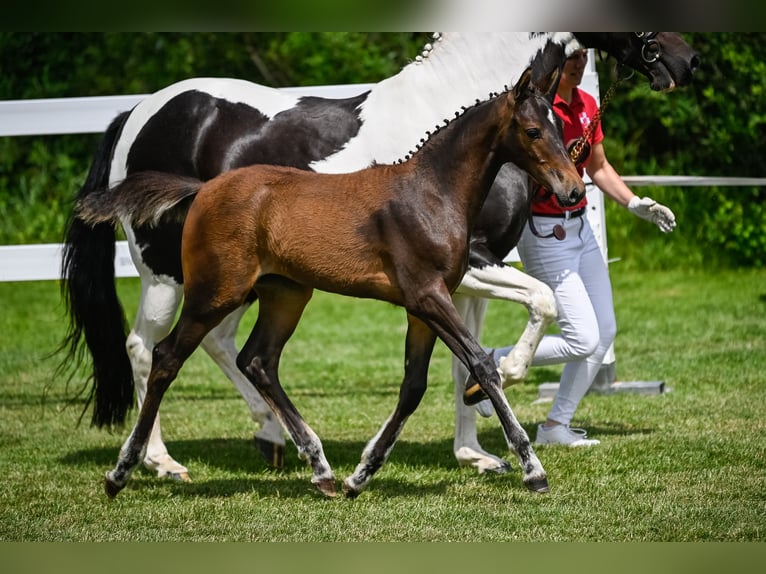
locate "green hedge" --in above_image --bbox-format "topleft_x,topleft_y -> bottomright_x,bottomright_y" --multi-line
596,32 -> 766,268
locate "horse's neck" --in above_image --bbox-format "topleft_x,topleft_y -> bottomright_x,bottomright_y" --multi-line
312,32 -> 574,172
416,97 -> 509,220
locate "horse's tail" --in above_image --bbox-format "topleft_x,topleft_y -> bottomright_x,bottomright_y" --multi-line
76,171 -> 204,228
58,111 -> 135,428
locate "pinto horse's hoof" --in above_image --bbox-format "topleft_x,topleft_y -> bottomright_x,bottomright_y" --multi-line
104,472 -> 124,499
341,480 -> 362,499
255,437 -> 285,469
463,382 -> 488,406
524,476 -> 550,493
313,478 -> 337,498
167,471 -> 191,482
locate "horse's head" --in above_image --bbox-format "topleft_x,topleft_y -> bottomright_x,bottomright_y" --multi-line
500,67 -> 585,208
575,32 -> 699,92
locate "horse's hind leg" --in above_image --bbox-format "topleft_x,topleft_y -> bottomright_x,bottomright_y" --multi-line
200,305 -> 286,468
126,268 -> 191,481
343,314 -> 435,498
236,278 -> 336,497
105,311 -> 218,497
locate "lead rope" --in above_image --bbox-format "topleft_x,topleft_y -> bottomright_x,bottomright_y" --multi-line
567,64 -> 630,164
530,64 -> 631,240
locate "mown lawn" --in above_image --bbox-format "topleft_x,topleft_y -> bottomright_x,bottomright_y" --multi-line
0,267 -> 764,542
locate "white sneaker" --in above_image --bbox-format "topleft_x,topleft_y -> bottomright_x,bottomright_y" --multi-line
535,424 -> 600,447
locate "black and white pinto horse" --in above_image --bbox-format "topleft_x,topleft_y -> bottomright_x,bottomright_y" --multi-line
61,32 -> 698,480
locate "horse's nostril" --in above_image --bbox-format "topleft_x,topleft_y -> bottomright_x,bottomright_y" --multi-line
690,54 -> 701,73
570,188 -> 581,203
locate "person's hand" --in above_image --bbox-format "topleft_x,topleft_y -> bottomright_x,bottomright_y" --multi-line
627,196 -> 676,233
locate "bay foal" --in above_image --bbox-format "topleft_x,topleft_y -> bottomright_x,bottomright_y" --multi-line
88,68 -> 584,498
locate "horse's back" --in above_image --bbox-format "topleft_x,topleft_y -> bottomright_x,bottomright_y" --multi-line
111,78 -> 369,182
185,164 -> 401,299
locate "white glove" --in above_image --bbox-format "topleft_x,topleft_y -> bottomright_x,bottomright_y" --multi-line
627,196 -> 676,233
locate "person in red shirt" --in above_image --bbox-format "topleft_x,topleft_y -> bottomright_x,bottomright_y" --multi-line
476,48 -> 676,446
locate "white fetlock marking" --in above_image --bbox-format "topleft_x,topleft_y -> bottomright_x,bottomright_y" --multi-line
455,446 -> 511,474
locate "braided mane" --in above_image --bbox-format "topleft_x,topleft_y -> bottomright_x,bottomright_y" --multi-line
392,88 -> 509,165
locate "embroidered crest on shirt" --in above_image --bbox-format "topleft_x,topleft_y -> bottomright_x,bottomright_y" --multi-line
579,111 -> 591,128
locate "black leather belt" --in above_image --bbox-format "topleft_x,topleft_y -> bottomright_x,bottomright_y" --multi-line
531,207 -> 586,220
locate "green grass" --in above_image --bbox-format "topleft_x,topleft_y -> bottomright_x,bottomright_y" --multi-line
0,267 -> 765,541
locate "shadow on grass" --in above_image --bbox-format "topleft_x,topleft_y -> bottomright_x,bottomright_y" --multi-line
60,420 -> 656,499
59,425 -> 544,498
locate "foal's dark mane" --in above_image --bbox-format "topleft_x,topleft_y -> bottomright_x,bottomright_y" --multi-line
394,88 -> 513,165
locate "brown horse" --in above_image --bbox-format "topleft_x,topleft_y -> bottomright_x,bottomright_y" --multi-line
84,68 -> 584,498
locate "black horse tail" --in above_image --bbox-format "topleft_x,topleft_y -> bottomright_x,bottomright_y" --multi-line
58,111 -> 134,428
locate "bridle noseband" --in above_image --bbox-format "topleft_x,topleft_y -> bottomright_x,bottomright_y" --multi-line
636,32 -> 661,63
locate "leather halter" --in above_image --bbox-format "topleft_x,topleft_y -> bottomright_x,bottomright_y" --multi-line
636,32 -> 661,63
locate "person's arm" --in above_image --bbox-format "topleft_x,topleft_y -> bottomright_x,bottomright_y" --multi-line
585,142 -> 676,233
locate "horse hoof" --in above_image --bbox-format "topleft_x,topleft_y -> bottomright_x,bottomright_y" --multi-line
524,476 -> 550,493
341,480 -> 362,499
167,471 -> 191,482
456,448 -> 513,475
482,459 -> 512,474
474,399 -> 494,418
255,437 -> 285,469
104,473 -> 124,498
313,478 -> 337,498
463,382 -> 488,406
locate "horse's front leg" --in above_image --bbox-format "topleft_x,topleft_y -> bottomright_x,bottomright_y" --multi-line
237,280 -> 336,497
456,263 -> 556,404
200,304 -> 286,468
421,287 -> 548,493
343,314 -> 435,498
451,293 -> 512,474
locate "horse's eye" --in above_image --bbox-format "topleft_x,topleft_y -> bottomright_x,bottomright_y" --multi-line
526,128 -> 541,139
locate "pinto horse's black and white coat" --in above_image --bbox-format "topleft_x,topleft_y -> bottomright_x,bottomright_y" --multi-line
62,32 -> 699,480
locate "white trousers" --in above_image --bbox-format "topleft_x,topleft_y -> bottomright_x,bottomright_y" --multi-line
492,213 -> 616,425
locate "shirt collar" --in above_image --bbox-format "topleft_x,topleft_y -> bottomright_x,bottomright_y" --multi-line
553,87 -> 584,112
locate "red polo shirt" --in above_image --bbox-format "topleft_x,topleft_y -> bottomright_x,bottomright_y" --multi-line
532,87 -> 604,215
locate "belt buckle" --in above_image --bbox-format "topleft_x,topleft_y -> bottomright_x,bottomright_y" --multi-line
563,208 -> 582,220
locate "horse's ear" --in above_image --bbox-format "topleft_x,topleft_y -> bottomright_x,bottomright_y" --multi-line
513,67 -> 533,99
541,66 -> 561,100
